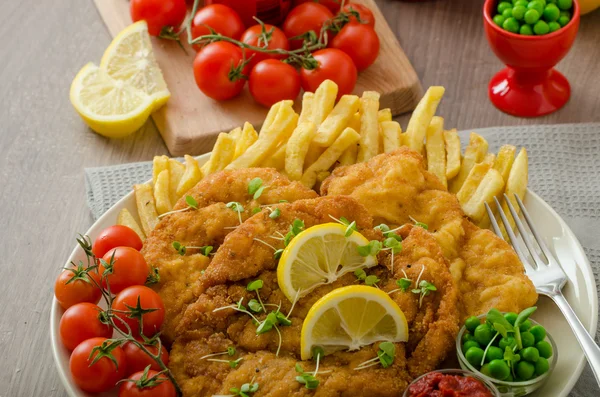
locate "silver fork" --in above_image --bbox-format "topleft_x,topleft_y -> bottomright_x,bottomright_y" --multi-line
486,193 -> 600,385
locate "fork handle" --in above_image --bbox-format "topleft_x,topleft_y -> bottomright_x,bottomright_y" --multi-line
549,291 -> 600,385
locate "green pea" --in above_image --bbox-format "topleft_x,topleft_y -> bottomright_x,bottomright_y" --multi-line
516,361 -> 535,380
557,0 -> 573,10
549,21 -> 561,32
465,316 -> 481,333
503,17 -> 521,33
543,3 -> 560,21
502,8 -> 514,18
535,357 -> 550,375
524,9 -> 541,24
498,1 -> 513,13
536,341 -> 553,358
463,332 -> 476,343
466,346 -> 485,368
520,24 -> 534,35
519,319 -> 532,332
512,5 -> 527,20
528,0 -> 545,14
560,10 -> 571,18
522,347 -> 540,363
529,325 -> 546,343
515,0 -> 529,6
485,346 -> 504,363
548,0 -> 558,3
499,336 -> 518,351
505,374 -> 514,382
480,363 -> 492,377
504,312 -> 518,325
558,15 -> 570,26
534,20 -> 550,34
489,359 -> 511,380
493,14 -> 506,27
521,332 -> 536,348
463,340 -> 481,352
474,324 -> 494,346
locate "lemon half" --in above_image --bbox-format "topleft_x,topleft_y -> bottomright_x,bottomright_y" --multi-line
300,285 -> 408,360
277,223 -> 377,302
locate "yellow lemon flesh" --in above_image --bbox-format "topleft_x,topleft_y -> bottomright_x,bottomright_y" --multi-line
69,63 -> 154,138
277,223 -> 377,302
300,285 -> 409,360
100,21 -> 170,110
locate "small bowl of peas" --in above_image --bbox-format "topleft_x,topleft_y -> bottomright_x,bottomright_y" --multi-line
492,0 -> 575,36
456,307 -> 558,396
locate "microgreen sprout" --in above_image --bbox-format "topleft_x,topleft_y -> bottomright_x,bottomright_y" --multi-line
354,269 -> 380,287
172,241 -> 213,256
248,178 -> 265,200
158,195 -> 198,218
269,208 -> 281,219
206,357 -> 244,368
252,207 -> 262,215
411,280 -> 437,308
387,270 -> 413,295
355,342 -> 396,370
409,216 -> 428,230
357,240 -> 382,257
295,364 -> 320,389
230,378 -> 259,397
247,279 -> 266,312
226,201 -> 245,225
328,215 -> 357,237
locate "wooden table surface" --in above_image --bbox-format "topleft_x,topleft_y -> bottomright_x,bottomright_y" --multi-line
1,0 -> 598,395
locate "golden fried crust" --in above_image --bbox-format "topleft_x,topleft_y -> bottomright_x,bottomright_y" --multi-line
142,168 -> 317,342
322,148 -> 537,319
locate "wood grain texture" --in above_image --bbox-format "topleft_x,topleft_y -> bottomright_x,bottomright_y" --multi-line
93,0 -> 423,155
0,1 -> 599,396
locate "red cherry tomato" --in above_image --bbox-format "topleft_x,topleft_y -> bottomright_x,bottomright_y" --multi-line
190,4 -> 245,51
293,0 -> 342,13
70,337 -> 127,393
331,22 -> 380,71
98,247 -> 149,294
92,225 -> 143,259
55,265 -> 102,310
130,0 -> 187,37
249,60 -> 301,108
118,369 -> 177,397
283,3 -> 334,50
123,340 -> 170,375
342,4 -> 375,27
112,286 -> 165,338
300,48 -> 357,97
193,41 -> 248,101
241,24 -> 289,69
60,303 -> 112,351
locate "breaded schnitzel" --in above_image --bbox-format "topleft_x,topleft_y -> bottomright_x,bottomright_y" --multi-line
321,148 -> 537,319
141,168 -> 317,342
170,196 -> 460,396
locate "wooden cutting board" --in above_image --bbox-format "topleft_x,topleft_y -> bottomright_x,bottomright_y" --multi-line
94,0 -> 422,156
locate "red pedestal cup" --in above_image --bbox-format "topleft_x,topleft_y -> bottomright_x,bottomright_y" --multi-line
483,0 -> 580,117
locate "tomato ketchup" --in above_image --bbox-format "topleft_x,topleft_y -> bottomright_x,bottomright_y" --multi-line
204,0 -> 292,26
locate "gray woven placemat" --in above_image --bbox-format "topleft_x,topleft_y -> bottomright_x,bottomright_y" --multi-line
85,123 -> 600,396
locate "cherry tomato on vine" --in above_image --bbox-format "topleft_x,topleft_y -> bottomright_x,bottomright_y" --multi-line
190,4 -> 245,51
241,24 -> 289,69
92,225 -> 143,259
300,48 -> 357,97
55,264 -> 101,310
70,337 -> 127,393
249,60 -> 301,108
342,4 -> 375,27
112,286 -> 165,337
293,0 -> 342,13
283,3 -> 334,50
331,22 -> 380,71
60,303 -> 112,351
98,247 -> 149,294
123,340 -> 170,375
118,368 -> 177,397
193,41 -> 249,101
130,0 -> 187,37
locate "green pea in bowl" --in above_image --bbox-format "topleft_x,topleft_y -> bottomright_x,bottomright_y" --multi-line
456,313 -> 558,397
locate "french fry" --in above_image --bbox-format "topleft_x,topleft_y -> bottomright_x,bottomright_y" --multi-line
483,153 -> 496,165
297,92 -> 315,125
311,80 -> 338,125
425,116 -> 447,188
154,169 -> 172,215
313,95 -> 360,146
338,144 -> 358,166
443,129 -> 461,179
117,208 -> 145,240
285,122 -> 318,180
301,127 -> 360,188
496,147 -> 528,234
262,144 -> 287,170
227,103 -> 298,169
203,133 -> 236,175
348,112 -> 361,132
381,121 -> 402,153
176,155 -> 202,197
378,108 -> 392,123
152,155 -> 169,187
259,100 -> 293,135
134,184 -> 159,236
462,169 -> 505,223
234,122 -> 258,160
304,145 -> 325,169
168,159 -> 185,204
493,145 -> 517,183
357,91 -> 380,163
405,87 -> 445,154
456,162 -> 492,206
449,133 -> 488,193
228,126 -> 242,142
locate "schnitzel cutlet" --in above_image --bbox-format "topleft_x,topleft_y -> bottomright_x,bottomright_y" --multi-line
141,168 -> 317,342
321,148 -> 538,319
169,196 -> 460,396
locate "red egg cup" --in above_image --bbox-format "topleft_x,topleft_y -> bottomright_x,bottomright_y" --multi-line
483,0 -> 580,117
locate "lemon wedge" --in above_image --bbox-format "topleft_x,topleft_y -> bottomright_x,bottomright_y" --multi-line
100,21 -> 170,110
70,63 -> 154,138
300,285 -> 408,360
277,223 -> 377,302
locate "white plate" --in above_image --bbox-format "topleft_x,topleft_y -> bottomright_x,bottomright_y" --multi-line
50,153 -> 598,397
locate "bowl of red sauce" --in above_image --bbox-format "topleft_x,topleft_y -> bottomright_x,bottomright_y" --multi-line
404,369 -> 501,397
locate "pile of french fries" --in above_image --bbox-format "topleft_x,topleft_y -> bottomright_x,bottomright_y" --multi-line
118,80 -> 528,240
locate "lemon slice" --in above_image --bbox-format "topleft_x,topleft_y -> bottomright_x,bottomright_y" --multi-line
300,285 -> 408,360
70,63 -> 154,138
277,223 -> 377,302
100,21 -> 170,110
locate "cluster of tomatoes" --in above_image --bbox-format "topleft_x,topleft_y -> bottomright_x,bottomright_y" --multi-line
130,0 -> 380,107
54,225 -> 175,397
